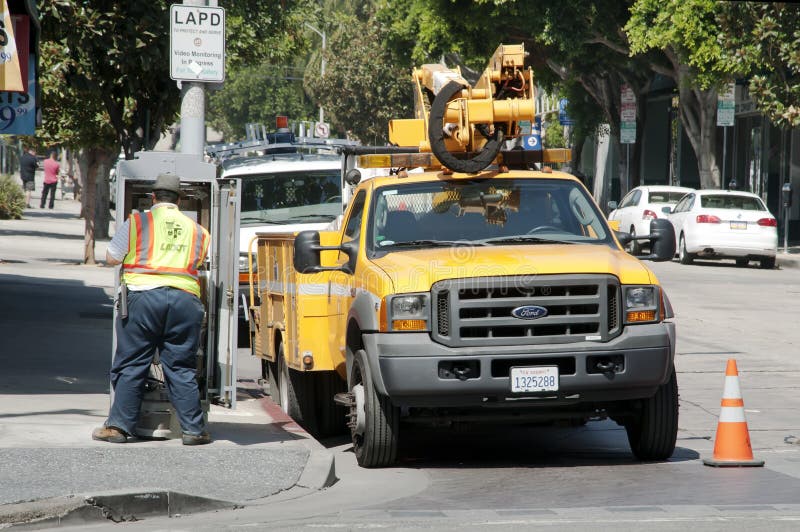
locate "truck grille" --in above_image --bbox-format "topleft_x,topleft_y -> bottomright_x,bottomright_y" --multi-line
431,275 -> 621,347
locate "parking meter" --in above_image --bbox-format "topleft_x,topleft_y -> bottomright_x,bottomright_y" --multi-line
783,182 -> 792,208
782,182 -> 792,253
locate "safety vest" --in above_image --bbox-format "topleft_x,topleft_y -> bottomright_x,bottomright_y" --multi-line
122,205 -> 210,298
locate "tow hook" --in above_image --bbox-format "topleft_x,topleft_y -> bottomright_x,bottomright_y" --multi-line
595,359 -> 617,375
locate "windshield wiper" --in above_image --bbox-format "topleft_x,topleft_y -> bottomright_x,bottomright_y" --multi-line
285,214 -> 337,221
481,235 -> 575,245
240,217 -> 289,224
381,239 -> 488,248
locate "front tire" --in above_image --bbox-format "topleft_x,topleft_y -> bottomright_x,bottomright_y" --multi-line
735,258 -> 749,267
760,256 -> 776,269
349,349 -> 399,467
678,234 -> 694,265
626,369 -> 679,461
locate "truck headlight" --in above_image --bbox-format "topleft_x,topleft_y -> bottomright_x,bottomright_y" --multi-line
624,286 -> 659,324
381,293 -> 430,332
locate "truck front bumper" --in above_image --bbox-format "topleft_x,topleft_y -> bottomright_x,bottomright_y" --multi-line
362,322 -> 674,408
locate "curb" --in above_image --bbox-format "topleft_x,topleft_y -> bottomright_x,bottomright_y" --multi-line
0,490 -> 238,530
258,395 -> 338,491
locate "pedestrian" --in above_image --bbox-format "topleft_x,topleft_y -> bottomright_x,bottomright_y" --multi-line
93,174 -> 212,445
40,151 -> 60,209
19,146 -> 37,208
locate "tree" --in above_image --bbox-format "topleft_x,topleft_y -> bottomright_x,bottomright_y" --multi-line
626,0 -> 735,189
304,12 -> 412,144
208,64 -> 315,141
39,1 -> 312,263
719,3 -> 800,128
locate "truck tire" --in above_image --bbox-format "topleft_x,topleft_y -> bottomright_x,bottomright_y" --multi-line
350,349 -> 399,467
313,371 -> 348,438
266,359 -> 280,406
626,368 -> 678,461
277,344 -> 316,430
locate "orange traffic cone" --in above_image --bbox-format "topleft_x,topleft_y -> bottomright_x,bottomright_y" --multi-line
703,359 -> 764,467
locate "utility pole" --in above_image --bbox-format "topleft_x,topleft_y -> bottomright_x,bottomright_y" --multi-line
179,0 -> 213,157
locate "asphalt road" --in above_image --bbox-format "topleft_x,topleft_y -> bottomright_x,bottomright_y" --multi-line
57,258 -> 800,531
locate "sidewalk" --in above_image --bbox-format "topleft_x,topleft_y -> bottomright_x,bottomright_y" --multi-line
0,190 -> 333,528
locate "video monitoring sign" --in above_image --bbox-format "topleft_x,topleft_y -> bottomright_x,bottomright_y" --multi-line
170,4 -> 225,82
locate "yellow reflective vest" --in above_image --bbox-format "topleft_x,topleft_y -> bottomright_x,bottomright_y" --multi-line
122,205 -> 210,298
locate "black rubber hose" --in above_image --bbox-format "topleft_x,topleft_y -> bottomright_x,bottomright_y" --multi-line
428,80 -> 505,173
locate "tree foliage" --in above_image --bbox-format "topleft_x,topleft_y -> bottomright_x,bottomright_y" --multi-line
304,13 -> 412,144
208,64 -> 315,141
719,3 -> 800,128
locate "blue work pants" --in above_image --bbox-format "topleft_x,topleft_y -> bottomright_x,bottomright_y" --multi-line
107,286 -> 206,436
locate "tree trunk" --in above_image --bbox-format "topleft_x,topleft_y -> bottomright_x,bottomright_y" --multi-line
674,65 -> 721,189
78,147 -> 115,265
94,153 -> 114,240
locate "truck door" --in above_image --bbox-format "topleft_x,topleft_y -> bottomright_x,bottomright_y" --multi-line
209,178 -> 241,407
328,189 -> 367,357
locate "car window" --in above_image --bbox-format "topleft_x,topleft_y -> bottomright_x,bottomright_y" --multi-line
649,191 -> 688,204
618,190 -> 635,209
631,189 -> 641,206
700,194 -> 765,210
673,194 -> 693,213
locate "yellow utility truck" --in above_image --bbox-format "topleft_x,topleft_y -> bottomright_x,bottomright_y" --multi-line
248,44 -> 678,467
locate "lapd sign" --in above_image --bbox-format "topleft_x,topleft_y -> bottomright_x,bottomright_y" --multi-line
170,4 -> 225,82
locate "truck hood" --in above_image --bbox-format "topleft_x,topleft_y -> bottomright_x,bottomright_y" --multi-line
371,243 -> 655,293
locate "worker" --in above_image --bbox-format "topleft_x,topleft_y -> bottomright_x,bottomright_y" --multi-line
93,174 -> 212,445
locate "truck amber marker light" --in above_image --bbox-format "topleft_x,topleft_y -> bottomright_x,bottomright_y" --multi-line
392,319 -> 427,331
627,310 -> 656,322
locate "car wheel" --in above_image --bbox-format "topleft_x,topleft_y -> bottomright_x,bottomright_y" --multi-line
760,256 -> 776,270
627,226 -> 641,255
349,349 -> 399,467
678,234 -> 694,265
735,258 -> 749,267
626,369 -> 678,461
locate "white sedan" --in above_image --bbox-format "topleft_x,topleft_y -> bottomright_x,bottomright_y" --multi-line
667,189 -> 778,268
608,185 -> 694,253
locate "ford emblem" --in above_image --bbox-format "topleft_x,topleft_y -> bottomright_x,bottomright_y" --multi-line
511,305 -> 549,320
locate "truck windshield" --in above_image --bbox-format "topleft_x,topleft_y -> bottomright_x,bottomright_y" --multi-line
239,171 -> 342,225
368,178 -> 613,252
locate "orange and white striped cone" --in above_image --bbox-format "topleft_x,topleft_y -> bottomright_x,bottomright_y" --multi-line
703,359 -> 764,467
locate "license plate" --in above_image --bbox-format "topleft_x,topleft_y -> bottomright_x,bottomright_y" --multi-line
510,366 -> 559,393
730,221 -> 747,230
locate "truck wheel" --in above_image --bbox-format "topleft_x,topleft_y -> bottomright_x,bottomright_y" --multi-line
266,359 -> 281,406
349,349 -> 399,467
314,371 -> 348,438
626,369 -> 678,461
277,344 -> 316,429
678,235 -> 694,265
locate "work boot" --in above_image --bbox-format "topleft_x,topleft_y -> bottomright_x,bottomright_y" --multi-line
92,426 -> 127,443
182,432 -> 212,446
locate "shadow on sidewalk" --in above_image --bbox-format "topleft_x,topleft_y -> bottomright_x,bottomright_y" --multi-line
0,273 -> 113,395
0,228 -> 84,240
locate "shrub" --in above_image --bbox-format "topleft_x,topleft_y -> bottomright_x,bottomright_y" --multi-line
0,174 -> 25,219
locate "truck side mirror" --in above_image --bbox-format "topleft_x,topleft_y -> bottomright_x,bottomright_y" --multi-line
644,219 -> 676,262
294,231 -> 322,273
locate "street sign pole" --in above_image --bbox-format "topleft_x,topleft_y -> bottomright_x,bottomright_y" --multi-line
171,0 -> 226,157
722,126 -> 728,188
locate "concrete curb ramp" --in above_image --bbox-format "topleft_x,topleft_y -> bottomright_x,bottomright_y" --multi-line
1,449 -> 335,529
